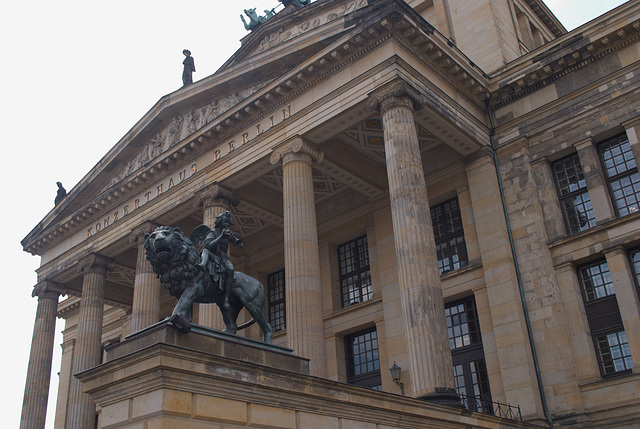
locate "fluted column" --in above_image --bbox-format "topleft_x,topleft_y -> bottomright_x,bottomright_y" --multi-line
271,137 -> 325,376
367,80 -> 456,401
195,184 -> 240,328
67,253 -> 113,429
20,281 -> 65,429
129,222 -> 161,333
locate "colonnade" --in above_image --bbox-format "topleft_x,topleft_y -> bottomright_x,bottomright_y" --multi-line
21,78 -> 460,428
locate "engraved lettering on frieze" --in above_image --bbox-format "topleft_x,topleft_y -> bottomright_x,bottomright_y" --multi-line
255,0 -> 367,53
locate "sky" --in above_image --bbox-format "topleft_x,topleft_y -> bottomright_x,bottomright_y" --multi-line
1,0 -> 630,427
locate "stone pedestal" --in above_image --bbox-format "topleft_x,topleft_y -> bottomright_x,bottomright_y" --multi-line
78,321 -> 542,429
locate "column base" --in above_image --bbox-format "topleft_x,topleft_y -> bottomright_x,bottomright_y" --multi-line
419,388 -> 461,407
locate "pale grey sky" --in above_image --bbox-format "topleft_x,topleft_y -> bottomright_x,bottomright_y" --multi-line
0,0 -> 629,427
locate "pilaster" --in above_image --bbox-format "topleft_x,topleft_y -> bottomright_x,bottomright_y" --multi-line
622,117 -> 640,168
574,138 -> 616,223
270,136 -> 325,376
531,157 -> 567,241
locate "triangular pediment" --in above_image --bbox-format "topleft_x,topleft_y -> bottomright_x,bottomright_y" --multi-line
23,0 -> 492,255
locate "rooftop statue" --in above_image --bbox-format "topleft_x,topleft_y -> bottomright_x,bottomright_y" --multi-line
279,0 -> 311,7
55,182 -> 66,205
241,7 -> 275,31
144,213 -> 273,343
182,49 -> 195,86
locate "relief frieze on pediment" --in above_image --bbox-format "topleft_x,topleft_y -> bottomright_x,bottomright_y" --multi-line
105,83 -> 267,190
254,0 -> 367,54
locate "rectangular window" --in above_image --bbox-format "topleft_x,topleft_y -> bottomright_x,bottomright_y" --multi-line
345,328 -> 381,390
445,297 -> 491,413
552,154 -> 596,234
598,133 -> 640,216
338,235 -> 372,308
578,259 -> 633,377
268,270 -> 285,332
431,198 -> 468,274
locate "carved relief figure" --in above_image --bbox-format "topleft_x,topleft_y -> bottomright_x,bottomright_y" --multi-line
168,115 -> 184,147
150,132 -> 166,158
186,109 -> 200,135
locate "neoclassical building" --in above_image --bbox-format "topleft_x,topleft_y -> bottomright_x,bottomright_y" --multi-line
20,0 -> 640,428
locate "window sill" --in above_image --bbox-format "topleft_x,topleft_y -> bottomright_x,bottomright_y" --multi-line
578,369 -> 640,392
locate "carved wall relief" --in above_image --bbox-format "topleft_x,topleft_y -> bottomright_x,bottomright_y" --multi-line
105,83 -> 268,190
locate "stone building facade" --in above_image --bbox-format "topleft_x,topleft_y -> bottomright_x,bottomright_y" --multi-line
20,0 -> 640,428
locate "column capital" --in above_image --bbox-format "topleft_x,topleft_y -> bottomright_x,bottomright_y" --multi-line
530,156 -> 551,168
194,183 -> 240,210
365,79 -> 427,114
129,221 -> 160,245
554,261 -> 576,273
32,280 -> 66,299
622,116 -> 640,130
77,253 -> 114,275
270,136 -> 323,166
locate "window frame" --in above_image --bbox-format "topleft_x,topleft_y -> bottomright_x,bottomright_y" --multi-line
344,327 -> 382,391
577,259 -> 633,377
267,269 -> 286,332
551,153 -> 596,235
598,133 -> 640,217
338,235 -> 372,308
430,197 -> 468,275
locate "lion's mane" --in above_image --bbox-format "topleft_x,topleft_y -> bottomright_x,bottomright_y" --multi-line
144,226 -> 201,298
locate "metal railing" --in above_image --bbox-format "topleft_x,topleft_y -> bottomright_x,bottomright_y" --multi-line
458,393 -> 523,421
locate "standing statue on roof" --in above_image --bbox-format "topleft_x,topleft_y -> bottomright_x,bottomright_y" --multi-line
182,49 -> 195,86
279,0 -> 311,7
241,8 -> 275,31
55,182 -> 66,206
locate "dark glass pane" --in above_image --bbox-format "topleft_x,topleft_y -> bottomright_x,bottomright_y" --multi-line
339,236 -> 372,308
431,198 -> 468,274
268,270 -> 286,332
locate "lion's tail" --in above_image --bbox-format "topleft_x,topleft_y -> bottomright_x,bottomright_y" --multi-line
237,318 -> 256,330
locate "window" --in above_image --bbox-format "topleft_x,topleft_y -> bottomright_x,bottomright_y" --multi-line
578,259 -> 633,376
552,154 -> 596,234
268,270 -> 285,332
338,235 -> 372,308
598,133 -> 640,216
345,328 -> 381,390
431,198 -> 468,274
445,297 -> 492,413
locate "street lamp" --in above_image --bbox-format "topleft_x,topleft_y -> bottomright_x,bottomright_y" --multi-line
389,361 -> 404,396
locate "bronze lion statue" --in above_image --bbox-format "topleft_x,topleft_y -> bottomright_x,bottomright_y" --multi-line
144,225 -> 272,343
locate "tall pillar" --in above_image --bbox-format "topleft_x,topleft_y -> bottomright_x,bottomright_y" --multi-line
129,222 -> 161,333
195,184 -> 240,328
270,137 -> 326,376
367,80 -> 456,401
67,253 -> 113,429
20,281 -> 65,429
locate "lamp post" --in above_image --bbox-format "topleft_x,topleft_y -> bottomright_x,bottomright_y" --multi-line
389,362 -> 404,396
